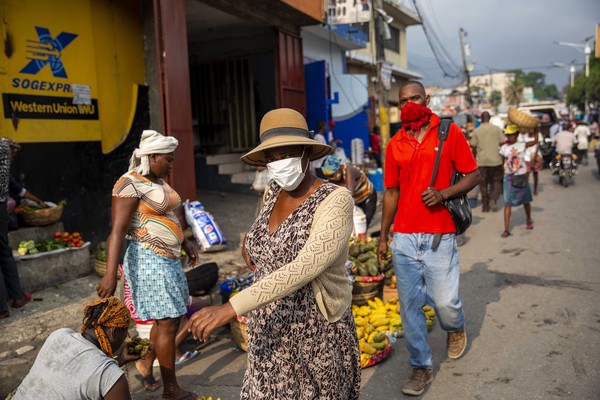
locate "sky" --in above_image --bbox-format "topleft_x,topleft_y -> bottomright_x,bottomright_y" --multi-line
405,0 -> 600,91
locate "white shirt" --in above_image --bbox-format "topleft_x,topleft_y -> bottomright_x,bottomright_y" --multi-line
517,132 -> 543,162
552,131 -> 576,155
574,125 -> 590,150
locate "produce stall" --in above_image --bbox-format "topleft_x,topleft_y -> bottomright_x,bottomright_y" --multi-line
8,219 -> 92,293
347,236 -> 437,368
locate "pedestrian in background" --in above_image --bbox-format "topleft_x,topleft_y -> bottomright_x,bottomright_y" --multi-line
13,297 -> 137,400
573,120 -> 590,166
518,125 -> 544,196
470,111 -> 505,211
499,125 -> 538,238
321,154 -> 378,228
310,120 -> 328,178
370,125 -> 382,168
377,81 -> 479,396
0,140 -> 31,321
188,108 -> 361,399
96,130 -> 199,400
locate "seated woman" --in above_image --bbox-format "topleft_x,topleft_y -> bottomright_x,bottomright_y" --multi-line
321,155 -> 378,228
13,297 -> 139,400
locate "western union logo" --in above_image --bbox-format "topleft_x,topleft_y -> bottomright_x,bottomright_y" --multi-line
3,93 -> 98,120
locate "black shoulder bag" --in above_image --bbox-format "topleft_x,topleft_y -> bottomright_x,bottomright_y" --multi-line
429,119 -> 472,235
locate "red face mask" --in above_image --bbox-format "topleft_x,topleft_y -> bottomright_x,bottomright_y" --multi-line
401,101 -> 432,132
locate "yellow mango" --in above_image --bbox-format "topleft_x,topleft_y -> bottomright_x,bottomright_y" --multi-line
371,341 -> 387,350
367,299 -> 378,310
376,325 -> 389,331
425,310 -> 436,318
360,341 -> 378,355
356,327 -> 365,340
365,324 -> 375,334
367,331 -> 378,343
374,297 -> 384,307
372,318 -> 390,327
386,297 -> 398,305
354,317 -> 367,326
360,353 -> 371,368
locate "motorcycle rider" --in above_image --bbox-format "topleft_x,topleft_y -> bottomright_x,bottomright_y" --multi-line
551,122 -> 576,157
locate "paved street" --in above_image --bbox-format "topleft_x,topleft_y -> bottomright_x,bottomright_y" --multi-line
129,159 -> 600,400
1,160 -> 599,399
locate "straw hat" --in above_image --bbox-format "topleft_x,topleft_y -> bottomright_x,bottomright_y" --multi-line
241,108 -> 332,166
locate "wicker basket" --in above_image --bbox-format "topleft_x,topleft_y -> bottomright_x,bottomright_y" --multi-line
352,289 -> 380,306
508,108 -> 540,129
230,317 -> 248,352
352,274 -> 384,295
21,205 -> 63,226
94,259 -> 121,279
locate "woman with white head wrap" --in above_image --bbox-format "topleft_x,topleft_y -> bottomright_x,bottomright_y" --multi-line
97,129 -> 199,399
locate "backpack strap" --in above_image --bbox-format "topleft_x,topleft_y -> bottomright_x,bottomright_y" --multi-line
429,119 -> 452,187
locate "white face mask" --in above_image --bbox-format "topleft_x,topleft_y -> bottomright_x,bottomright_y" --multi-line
266,149 -> 307,191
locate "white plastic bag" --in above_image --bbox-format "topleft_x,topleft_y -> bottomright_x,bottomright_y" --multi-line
184,200 -> 227,252
352,206 -> 367,238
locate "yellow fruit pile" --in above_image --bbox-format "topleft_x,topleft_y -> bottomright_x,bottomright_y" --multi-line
352,297 -> 436,367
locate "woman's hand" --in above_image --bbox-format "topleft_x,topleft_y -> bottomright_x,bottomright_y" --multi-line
114,346 -> 142,367
182,238 -> 199,267
188,303 -> 237,342
96,275 -> 117,298
377,238 -> 389,267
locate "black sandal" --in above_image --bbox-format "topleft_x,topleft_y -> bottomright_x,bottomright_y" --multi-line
139,374 -> 159,392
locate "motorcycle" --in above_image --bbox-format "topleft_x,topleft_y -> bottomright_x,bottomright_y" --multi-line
549,153 -> 578,187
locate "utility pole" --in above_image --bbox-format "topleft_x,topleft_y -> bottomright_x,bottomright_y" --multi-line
373,0 -> 390,166
458,27 -> 473,108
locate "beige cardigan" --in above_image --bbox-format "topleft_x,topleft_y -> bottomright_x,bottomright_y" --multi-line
229,186 -> 354,322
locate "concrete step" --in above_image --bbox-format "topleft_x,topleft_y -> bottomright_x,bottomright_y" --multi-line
218,162 -> 244,175
231,171 -> 255,185
205,153 -> 244,165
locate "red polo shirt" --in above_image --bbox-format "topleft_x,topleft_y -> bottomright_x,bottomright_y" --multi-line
384,114 -> 477,233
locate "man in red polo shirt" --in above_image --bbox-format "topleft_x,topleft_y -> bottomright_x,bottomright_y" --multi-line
377,81 -> 479,396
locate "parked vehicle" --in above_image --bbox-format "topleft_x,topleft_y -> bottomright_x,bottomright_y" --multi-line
550,153 -> 578,187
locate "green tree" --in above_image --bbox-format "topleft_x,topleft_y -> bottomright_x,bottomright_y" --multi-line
505,76 -> 524,106
567,50 -> 600,111
512,70 -> 560,101
491,90 -> 502,112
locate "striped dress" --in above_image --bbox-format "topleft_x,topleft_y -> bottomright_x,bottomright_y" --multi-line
112,172 -> 188,320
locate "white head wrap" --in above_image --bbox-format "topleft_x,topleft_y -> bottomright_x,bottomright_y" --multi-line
128,130 -> 179,175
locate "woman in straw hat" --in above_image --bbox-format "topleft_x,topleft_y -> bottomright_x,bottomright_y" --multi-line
189,108 -> 361,399
97,130 -> 199,399
499,124 -> 538,238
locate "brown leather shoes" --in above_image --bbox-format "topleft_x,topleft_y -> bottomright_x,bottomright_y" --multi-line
447,325 -> 467,359
402,367 -> 433,396
12,291 -> 32,308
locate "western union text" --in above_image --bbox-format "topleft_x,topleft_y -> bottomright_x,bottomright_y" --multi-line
2,93 -> 99,120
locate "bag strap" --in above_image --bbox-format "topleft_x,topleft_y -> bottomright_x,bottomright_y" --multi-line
429,119 -> 452,187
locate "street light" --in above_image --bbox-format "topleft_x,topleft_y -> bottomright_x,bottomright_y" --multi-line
555,37 -> 594,116
553,60 -> 577,87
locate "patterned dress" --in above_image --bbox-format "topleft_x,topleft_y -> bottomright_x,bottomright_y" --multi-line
242,182 -> 360,400
112,172 -> 188,320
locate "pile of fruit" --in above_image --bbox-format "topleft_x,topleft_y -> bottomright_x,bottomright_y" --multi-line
124,336 -> 151,358
352,296 -> 436,368
17,231 -> 85,256
348,237 -> 393,278
54,231 -> 85,248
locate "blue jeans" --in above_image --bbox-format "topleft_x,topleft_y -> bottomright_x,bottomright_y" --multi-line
0,203 -> 25,313
391,232 -> 465,368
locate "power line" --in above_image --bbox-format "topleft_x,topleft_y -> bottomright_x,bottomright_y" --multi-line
411,0 -> 462,79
